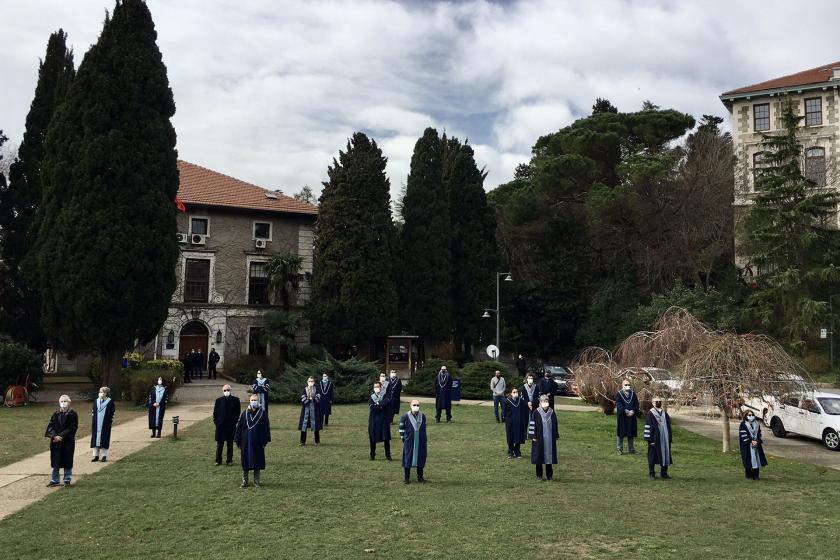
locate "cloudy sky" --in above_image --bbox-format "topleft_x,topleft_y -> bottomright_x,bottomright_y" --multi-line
2,0 -> 840,201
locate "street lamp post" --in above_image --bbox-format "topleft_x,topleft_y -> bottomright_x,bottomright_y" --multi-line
482,272 -> 513,357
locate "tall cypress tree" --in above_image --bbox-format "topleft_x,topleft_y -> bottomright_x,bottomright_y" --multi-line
400,127 -> 452,347
35,0 -> 179,392
740,101 -> 840,351
444,137 -> 497,359
311,132 -> 398,353
0,30 -> 74,351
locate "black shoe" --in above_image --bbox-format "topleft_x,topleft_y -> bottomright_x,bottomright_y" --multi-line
496,419 -> 501,423
215,462 -> 221,466
435,418 -> 440,423
386,456 -> 393,461
649,473 -> 656,479
226,462 -> 233,467
661,474 -> 672,479
446,419 -> 452,423
63,482 -> 71,487
404,479 -> 410,485
628,449 -> 637,455
370,455 -> 375,461
418,478 -> 426,484
547,477 -> 553,482
47,481 -> 60,488
507,454 -> 513,459
101,457 -> 107,463
92,457 -> 100,462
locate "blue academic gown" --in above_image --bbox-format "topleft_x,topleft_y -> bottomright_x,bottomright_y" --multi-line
386,377 -> 403,423
522,383 -> 541,411
503,396 -> 529,449
147,386 -> 169,430
234,408 -> 271,471
434,373 -> 452,411
399,412 -> 428,469
368,394 -> 392,442
644,409 -> 673,467
298,388 -> 322,431
615,390 -> 640,437
90,398 -> 116,449
319,380 -> 333,420
529,409 -> 559,465
739,420 -> 768,470
252,378 -> 270,413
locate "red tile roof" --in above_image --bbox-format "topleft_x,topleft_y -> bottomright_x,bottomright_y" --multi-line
177,160 -> 317,216
723,61 -> 840,96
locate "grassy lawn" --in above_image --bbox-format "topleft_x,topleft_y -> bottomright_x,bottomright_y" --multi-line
2,404 -> 839,559
0,403 -> 147,468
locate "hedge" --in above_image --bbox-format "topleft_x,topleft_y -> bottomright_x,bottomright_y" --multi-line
406,359 -> 461,397
0,339 -> 43,395
125,364 -> 184,404
459,361 -> 511,399
268,357 -> 378,404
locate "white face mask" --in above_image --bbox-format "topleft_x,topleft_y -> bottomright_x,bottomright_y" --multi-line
746,415 -> 755,422
223,390 -> 231,396
622,385 -> 630,391
322,377 -> 328,382
390,372 -> 396,378
307,381 -> 315,387
374,388 -> 381,394
157,380 -> 163,386
379,377 -> 386,383
512,393 -> 519,399
541,402 -> 549,409
257,373 -> 263,379
527,378 -> 534,385
59,401 -> 70,409
411,405 -> 420,412
250,401 -> 260,409
98,392 -> 105,399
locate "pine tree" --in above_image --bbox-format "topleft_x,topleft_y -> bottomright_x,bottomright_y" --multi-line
400,127 -> 452,347
740,101 -> 840,350
444,137 -> 496,359
311,132 -> 398,353
0,30 -> 74,351
35,0 -> 179,392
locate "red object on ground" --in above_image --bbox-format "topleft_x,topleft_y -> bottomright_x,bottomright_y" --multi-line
175,195 -> 186,213
4,385 -> 28,407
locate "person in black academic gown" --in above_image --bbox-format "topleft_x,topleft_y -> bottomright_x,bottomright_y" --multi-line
148,376 -> 169,438
615,379 -> 640,455
644,396 -> 673,479
399,399 -> 428,484
298,376 -> 322,445
234,394 -> 271,487
529,394 -> 559,481
739,410 -> 768,480
522,373 -> 540,413
368,382 -> 392,460
434,366 -> 453,423
386,370 -> 402,425
45,395 -> 78,487
214,384 -> 241,466
90,386 -> 116,462
503,387 -> 529,458
195,349 -> 204,379
319,372 -> 334,427
208,347 -> 220,380
538,373 -> 557,410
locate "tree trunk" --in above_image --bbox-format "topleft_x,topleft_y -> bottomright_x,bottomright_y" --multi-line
102,348 -> 123,398
720,406 -> 730,453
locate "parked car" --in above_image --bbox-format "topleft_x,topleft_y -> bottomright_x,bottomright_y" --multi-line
640,367 -> 682,393
742,374 -> 809,425
544,365 -> 573,395
763,391 -> 840,450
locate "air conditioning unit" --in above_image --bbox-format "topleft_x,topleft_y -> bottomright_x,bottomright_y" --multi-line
176,233 -> 189,243
191,234 -> 207,245
255,238 -> 267,249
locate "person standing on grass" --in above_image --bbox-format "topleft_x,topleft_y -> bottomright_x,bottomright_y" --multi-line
148,376 -> 169,438
644,396 -> 673,479
522,373 -> 540,413
538,371 -> 556,410
208,347 -> 220,380
319,372 -> 334,427
399,399 -> 427,484
298,376 -> 322,446
91,386 -> 116,462
214,384 -> 241,466
386,369 -> 402,425
529,394 -> 558,481
739,411 -> 767,480
235,394 -> 271,488
615,379 -> 640,455
251,370 -> 270,414
45,395 -> 78,487
504,387 -> 528,458
368,381 -> 392,461
491,370 -> 507,423
434,365 -> 453,423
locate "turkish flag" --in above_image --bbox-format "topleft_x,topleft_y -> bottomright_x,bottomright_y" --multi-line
175,195 -> 186,213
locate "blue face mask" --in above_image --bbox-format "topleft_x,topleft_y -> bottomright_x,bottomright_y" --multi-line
250,401 -> 260,410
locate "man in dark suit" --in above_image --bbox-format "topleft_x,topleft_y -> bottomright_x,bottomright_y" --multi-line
213,384 -> 241,466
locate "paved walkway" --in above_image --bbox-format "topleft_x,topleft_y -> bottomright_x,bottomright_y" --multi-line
0,379 -> 250,521
402,396 -> 599,413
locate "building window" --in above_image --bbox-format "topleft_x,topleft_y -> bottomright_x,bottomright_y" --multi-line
184,259 -> 210,302
248,327 -> 267,355
254,222 -> 271,239
248,261 -> 270,305
805,97 -> 823,127
753,103 -> 770,132
805,147 -> 826,187
753,152 -> 769,190
190,217 -> 208,235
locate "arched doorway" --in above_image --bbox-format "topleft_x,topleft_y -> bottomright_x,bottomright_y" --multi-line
180,320 -> 209,373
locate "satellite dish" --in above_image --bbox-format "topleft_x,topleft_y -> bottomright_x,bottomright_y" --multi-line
486,344 -> 499,360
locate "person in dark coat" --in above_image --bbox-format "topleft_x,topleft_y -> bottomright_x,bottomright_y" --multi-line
195,349 -> 205,379
739,411 -> 768,480
252,370 -> 270,414
182,351 -> 192,384
45,395 -> 78,487
644,396 -> 673,479
538,373 -> 557,410
368,382 -> 392,460
529,394 -> 559,481
386,369 -> 403,425
434,365 -> 453,423
399,399 -> 428,484
148,376 -> 169,438
214,384 -> 241,466
298,376 -> 322,446
90,386 -> 116,462
319,372 -> 334,427
522,373 -> 540,413
208,347 -> 220,380
234,394 -> 271,487
615,379 -> 640,455
504,387 -> 529,458
515,354 -> 527,377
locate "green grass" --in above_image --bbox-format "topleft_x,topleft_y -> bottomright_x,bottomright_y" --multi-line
2,404 -> 840,559
0,403 -> 147,468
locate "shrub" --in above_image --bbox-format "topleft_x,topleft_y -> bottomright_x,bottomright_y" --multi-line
124,366 -> 183,404
459,361 -> 511,399
268,357 -> 378,404
88,355 -> 103,387
406,359 -> 461,397
126,351 -> 144,369
290,344 -> 327,364
0,339 -> 43,394
227,355 -> 277,384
